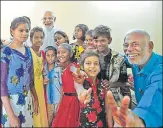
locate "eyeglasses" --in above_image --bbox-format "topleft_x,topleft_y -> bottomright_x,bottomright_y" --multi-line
42,17 -> 54,21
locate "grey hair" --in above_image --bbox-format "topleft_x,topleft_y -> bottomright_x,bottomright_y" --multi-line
57,43 -> 73,56
43,10 -> 55,18
10,16 -> 31,36
124,29 -> 151,42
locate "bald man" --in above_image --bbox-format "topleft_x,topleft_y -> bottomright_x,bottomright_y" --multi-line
41,10 -> 61,50
107,29 -> 162,127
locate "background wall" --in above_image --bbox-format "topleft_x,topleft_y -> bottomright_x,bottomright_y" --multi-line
1,1 -> 162,54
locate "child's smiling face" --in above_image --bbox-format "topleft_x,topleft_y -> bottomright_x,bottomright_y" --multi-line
83,56 -> 100,78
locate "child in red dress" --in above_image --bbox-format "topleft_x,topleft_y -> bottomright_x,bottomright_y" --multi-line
52,43 -> 80,127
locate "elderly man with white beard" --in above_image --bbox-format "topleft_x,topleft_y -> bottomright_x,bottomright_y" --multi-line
107,29 -> 162,127
40,10 -> 61,50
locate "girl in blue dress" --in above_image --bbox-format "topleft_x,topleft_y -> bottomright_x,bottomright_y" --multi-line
1,16 -> 39,127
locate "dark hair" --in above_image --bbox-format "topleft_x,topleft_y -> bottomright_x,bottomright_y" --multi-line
92,25 -> 111,39
23,16 -> 31,25
30,26 -> 45,41
10,16 -> 31,37
73,24 -> 89,41
85,29 -> 93,37
79,51 -> 100,66
54,31 -> 69,44
45,46 -> 57,55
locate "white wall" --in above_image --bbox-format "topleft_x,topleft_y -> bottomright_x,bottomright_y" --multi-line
1,1 -> 162,54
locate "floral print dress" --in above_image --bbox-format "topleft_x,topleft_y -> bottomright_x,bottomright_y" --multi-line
1,46 -> 33,127
78,78 -> 107,127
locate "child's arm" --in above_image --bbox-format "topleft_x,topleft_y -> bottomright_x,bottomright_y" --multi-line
29,64 -> 39,115
70,65 -> 92,104
56,86 -> 63,112
30,87 -> 39,115
1,96 -> 20,127
1,62 -> 20,127
42,63 -> 49,86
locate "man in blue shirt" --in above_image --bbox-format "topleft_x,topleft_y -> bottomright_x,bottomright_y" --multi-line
107,29 -> 162,127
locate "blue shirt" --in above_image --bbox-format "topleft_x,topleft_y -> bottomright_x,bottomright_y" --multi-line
44,63 -> 62,104
129,52 -> 162,127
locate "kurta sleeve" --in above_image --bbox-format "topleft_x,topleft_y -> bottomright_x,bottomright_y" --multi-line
1,62 -> 9,96
1,47 -> 11,96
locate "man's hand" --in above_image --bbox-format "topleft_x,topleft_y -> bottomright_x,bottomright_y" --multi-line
107,91 -> 145,127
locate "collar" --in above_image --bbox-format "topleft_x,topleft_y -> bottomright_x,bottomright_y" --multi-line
44,26 -> 54,32
85,77 -> 99,86
45,62 -> 58,72
135,52 -> 158,75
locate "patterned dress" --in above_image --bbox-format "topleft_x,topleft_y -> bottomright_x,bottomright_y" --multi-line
78,78 -> 106,127
1,46 -> 33,127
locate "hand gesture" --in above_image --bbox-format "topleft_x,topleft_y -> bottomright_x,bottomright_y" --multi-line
78,87 -> 92,105
71,66 -> 87,84
107,91 -> 145,127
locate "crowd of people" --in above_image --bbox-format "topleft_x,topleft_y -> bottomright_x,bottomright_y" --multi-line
1,10 -> 162,127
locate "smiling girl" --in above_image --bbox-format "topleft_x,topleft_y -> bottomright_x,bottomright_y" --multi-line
52,43 -> 80,127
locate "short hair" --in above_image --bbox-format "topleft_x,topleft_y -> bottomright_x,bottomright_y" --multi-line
54,31 -> 69,44
73,24 -> 89,41
124,29 -> 151,42
10,16 -> 31,37
92,25 -> 111,39
45,46 -> 57,55
85,29 -> 93,37
79,51 -> 100,67
43,10 -> 55,18
30,26 -> 45,41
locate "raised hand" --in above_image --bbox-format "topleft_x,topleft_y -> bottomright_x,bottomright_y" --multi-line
107,90 -> 129,127
71,65 -> 87,84
107,91 -> 145,127
79,88 -> 92,105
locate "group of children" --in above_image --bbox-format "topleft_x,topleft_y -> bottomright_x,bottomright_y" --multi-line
1,16 -> 133,127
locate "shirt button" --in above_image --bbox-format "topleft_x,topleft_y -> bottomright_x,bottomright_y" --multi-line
139,88 -> 144,95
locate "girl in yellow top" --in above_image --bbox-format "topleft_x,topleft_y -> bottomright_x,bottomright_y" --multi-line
30,26 -> 48,127
71,24 -> 89,62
